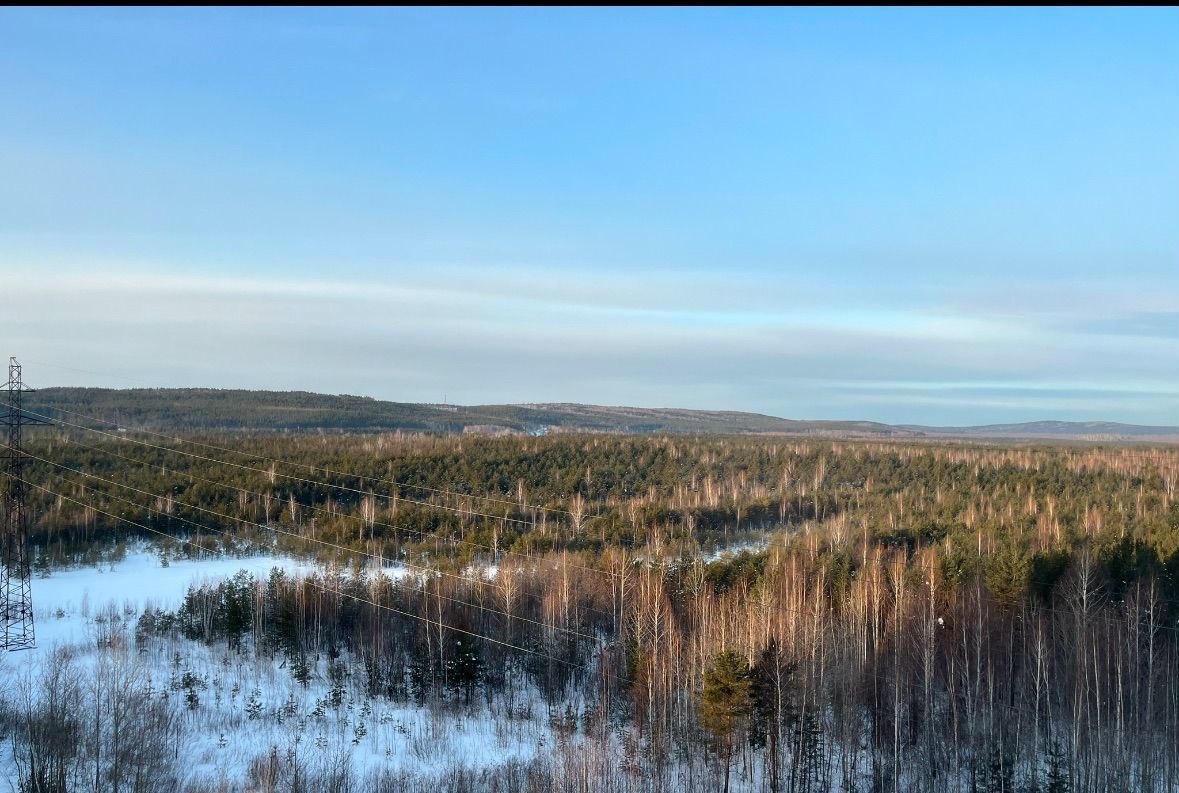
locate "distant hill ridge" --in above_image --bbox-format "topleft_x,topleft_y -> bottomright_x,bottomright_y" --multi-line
903,420 -> 1179,438
21,387 -> 1179,441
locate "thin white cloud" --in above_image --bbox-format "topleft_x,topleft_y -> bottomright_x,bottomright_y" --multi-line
1,263 -> 1174,424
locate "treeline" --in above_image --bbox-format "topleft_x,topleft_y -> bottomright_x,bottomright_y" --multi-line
25,388 -> 466,432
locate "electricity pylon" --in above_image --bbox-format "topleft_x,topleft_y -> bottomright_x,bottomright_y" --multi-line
2,358 -> 48,651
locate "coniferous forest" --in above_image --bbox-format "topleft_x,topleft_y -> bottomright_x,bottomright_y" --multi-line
4,431 -> 1177,792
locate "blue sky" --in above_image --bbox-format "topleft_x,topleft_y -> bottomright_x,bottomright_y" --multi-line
1,8 -> 1176,424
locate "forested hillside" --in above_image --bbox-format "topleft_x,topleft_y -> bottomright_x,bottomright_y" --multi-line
23,387 -> 1178,440
8,431 -> 1179,791
23,387 -> 910,435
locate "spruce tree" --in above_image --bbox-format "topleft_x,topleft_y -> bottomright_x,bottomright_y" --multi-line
700,649 -> 753,793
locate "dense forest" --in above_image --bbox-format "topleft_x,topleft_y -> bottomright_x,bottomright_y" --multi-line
5,430 -> 1179,791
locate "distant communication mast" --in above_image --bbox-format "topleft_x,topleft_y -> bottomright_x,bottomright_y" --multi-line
2,358 -> 48,651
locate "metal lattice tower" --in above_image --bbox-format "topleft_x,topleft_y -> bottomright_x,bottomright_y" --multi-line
2,358 -> 47,651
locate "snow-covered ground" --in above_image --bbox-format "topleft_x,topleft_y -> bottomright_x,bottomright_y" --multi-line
21,550 -> 316,655
0,546 -> 558,790
704,538 -> 771,561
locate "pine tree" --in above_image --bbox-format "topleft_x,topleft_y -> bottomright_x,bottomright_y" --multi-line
291,653 -> 311,688
408,640 -> 433,706
245,689 -> 263,720
446,635 -> 484,705
700,649 -> 753,793
1045,740 -> 1070,793
328,661 -> 347,707
974,742 -> 1013,793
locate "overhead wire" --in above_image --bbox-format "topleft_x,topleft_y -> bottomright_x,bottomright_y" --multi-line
12,420 -> 1179,617
6,399 -> 577,517
30,472 -> 1179,696
13,433 -> 623,590
13,398 -> 1179,641
19,454 -> 606,644
29,454 -> 1179,642
23,477 -> 594,667
10,407 -> 623,582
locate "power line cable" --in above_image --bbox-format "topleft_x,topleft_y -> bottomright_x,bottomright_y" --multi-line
16,409 -> 1178,629
9,399 -> 578,518
14,417 -> 1175,608
25,460 -> 605,644
5,421 -> 620,583
25,478 -> 594,667
15,435 -> 623,596
35,464 -> 1179,642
